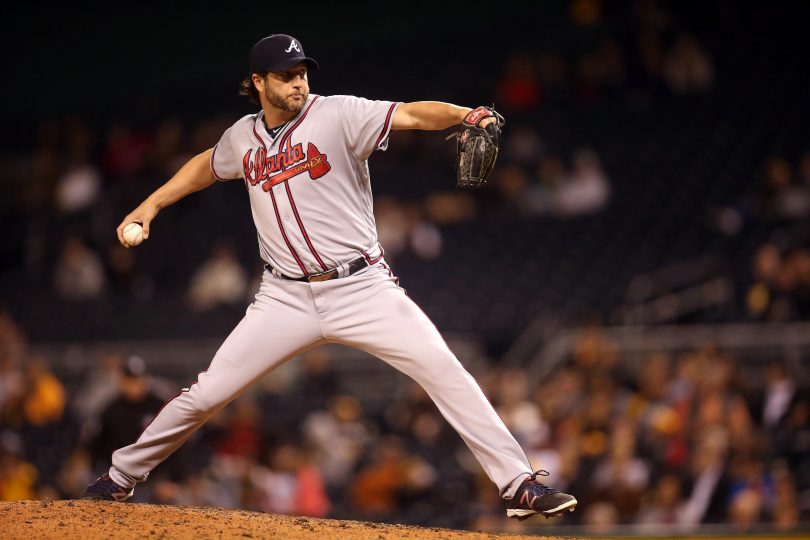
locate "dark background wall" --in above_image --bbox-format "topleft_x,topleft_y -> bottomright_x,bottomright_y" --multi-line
3,1 -> 783,130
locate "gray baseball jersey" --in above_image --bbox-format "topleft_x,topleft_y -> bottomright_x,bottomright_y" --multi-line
108,93 -> 534,502
210,94 -> 397,277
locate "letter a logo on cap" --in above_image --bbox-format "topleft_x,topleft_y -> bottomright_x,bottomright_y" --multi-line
285,40 -> 301,53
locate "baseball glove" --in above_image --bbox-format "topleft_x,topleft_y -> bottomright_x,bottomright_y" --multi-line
449,105 -> 505,188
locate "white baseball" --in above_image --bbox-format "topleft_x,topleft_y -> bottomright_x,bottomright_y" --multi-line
123,223 -> 144,246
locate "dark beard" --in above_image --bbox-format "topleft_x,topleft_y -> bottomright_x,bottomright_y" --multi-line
264,86 -> 307,113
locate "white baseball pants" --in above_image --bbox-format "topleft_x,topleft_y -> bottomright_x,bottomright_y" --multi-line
110,261 -> 532,498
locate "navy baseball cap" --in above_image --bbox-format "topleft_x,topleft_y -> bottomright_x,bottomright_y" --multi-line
249,34 -> 319,74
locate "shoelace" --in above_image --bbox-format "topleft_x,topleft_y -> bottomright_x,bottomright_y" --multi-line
529,470 -> 549,480
94,475 -> 127,495
526,470 -> 559,497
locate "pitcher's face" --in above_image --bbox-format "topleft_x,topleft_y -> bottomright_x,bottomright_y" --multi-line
255,63 -> 309,113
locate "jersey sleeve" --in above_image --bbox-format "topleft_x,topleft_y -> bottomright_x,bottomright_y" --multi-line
336,96 -> 400,161
210,124 -> 243,181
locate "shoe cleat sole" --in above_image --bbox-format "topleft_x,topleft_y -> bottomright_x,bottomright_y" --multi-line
540,499 -> 578,518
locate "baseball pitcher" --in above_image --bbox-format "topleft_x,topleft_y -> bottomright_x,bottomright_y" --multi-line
81,34 -> 577,521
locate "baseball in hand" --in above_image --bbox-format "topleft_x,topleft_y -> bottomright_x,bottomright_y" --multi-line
123,223 -> 144,246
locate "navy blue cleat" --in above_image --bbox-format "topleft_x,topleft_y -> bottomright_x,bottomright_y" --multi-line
79,473 -> 134,502
506,470 -> 577,520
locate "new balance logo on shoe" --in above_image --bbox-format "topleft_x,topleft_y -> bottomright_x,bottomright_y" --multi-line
506,470 -> 577,520
520,490 -> 539,508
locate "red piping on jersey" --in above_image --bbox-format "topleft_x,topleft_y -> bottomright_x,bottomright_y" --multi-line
210,144 -> 225,180
363,243 -> 384,266
373,103 -> 397,150
253,116 -> 308,276
278,96 -> 321,151
380,261 -> 400,286
380,256 -> 404,292
275,96 -> 328,272
133,370 -> 207,442
270,188 -> 309,276
252,117 -> 268,155
284,181 -> 328,271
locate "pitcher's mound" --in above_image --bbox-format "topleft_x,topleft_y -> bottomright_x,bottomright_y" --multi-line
2,500 -> 567,539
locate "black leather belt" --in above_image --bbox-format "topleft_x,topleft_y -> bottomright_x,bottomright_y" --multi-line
265,254 -> 370,283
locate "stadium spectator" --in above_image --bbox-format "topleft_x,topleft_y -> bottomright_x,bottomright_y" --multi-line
53,236 -> 107,300
551,149 -> 611,217
146,117 -> 191,176
100,122 -> 152,178
211,396 -> 261,460
18,356 -> 77,498
772,398 -> 810,493
495,52 -> 542,113
55,159 -> 102,216
187,243 -> 249,312
252,441 -> 330,517
295,349 -> 339,416
72,352 -> 125,427
591,419 -> 650,521
350,435 -> 434,517
0,431 -> 37,501
21,357 -> 66,428
90,356 -> 163,472
678,425 -> 731,527
663,33 -> 714,94
0,313 -> 26,429
423,191 -> 476,225
105,242 -> 140,295
374,196 -> 411,259
373,198 -> 444,260
757,157 -> 794,222
536,51 -> 571,100
753,360 -> 799,431
303,395 -> 373,490
493,367 -> 548,448
771,461 -> 801,530
746,242 -> 783,320
635,473 -> 683,531
408,207 -> 443,260
582,501 -> 620,534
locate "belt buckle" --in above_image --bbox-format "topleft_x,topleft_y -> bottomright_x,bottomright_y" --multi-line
307,270 -> 336,282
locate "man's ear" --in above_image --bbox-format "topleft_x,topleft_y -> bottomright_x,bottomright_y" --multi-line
252,73 -> 264,92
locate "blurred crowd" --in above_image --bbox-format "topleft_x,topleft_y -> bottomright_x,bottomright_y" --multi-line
0,310 -> 807,534
711,152 -> 810,322
743,240 -> 810,322
7,110 -> 618,312
495,0 -> 714,114
1,0 -> 727,311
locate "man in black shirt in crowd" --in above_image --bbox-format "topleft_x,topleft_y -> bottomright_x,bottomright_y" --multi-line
91,356 -> 164,473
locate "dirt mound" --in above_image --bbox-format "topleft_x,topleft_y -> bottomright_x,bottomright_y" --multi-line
1,500 -> 565,539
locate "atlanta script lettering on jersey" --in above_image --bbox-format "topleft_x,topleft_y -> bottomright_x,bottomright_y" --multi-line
242,140 -> 331,191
